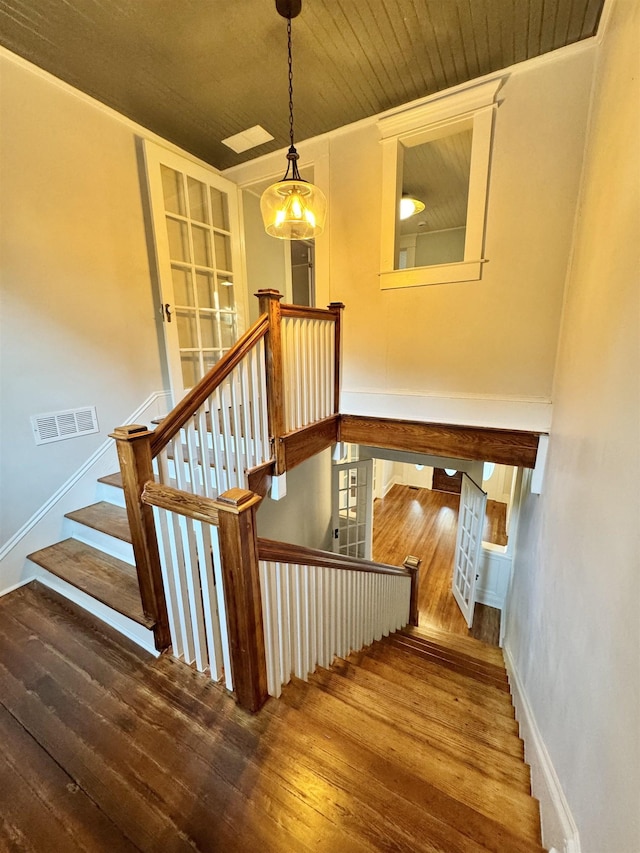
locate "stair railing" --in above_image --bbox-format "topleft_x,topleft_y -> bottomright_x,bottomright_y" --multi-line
139,480 -> 419,711
257,538 -> 419,699
112,291 -> 344,688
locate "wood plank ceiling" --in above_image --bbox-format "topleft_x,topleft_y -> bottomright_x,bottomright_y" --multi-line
0,0 -> 604,171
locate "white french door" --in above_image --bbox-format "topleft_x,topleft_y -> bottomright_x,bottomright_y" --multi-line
143,140 -> 248,400
331,459 -> 374,559
452,473 -> 487,627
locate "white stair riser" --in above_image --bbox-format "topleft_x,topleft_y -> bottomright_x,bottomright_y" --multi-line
62,518 -> 135,564
96,482 -> 126,508
32,564 -> 157,656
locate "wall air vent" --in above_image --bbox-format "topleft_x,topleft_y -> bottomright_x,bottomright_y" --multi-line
31,406 -> 99,445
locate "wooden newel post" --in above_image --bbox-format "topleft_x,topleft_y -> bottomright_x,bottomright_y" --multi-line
110,425 -> 171,651
214,488 -> 268,713
328,302 -> 345,416
256,289 -> 286,475
403,555 -> 421,628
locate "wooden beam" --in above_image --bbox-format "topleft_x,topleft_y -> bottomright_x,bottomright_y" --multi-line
214,488 -> 268,713
340,415 -> 540,468
110,425 -> 171,651
247,461 -> 274,498
282,415 -> 340,471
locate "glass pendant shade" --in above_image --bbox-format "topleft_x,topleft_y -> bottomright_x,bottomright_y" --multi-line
261,177 -> 327,240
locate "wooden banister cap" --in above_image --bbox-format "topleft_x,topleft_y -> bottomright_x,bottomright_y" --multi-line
255,289 -> 283,300
109,424 -> 153,440
215,488 -> 262,514
328,301 -> 345,310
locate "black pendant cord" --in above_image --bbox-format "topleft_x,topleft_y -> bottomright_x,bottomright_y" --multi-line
283,13 -> 303,182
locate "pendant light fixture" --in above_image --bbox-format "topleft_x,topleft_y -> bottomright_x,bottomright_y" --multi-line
260,0 -> 327,240
399,195 -> 426,220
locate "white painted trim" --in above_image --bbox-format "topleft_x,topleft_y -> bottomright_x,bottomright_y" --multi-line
0,575 -> 38,599
340,389 -> 552,432
35,566 -> 159,657
504,644 -> 581,853
0,391 -> 171,595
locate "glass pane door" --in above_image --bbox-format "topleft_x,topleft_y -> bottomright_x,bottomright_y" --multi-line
143,141 -> 247,399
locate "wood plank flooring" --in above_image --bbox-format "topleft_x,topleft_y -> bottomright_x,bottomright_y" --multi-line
0,583 -> 542,853
372,484 -> 502,645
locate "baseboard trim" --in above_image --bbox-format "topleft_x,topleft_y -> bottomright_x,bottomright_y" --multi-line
503,644 -> 581,853
0,575 -> 38,599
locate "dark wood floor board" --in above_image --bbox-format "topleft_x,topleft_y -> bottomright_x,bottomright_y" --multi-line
367,644 -> 516,718
65,502 -> 132,543
0,703 -> 136,853
308,664 -> 529,789
347,650 -> 520,736
281,677 -> 542,838
337,654 -> 523,756
2,588 -> 422,853
0,583 -> 542,851
0,610 -> 336,853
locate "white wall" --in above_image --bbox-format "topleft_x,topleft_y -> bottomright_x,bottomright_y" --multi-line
242,190 -> 287,323
329,48 -> 595,431
226,46 -> 596,432
505,2 -> 640,850
256,450 -> 332,551
0,53 -> 169,549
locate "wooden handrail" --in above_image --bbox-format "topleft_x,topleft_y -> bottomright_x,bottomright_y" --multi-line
151,314 -> 269,457
141,480 -> 220,526
280,304 -> 341,321
257,537 -> 412,578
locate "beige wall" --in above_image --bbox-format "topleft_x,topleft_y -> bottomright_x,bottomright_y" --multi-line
328,47 -> 595,427
256,450 -> 332,550
505,2 -> 640,849
0,55 -> 166,545
227,46 -> 596,431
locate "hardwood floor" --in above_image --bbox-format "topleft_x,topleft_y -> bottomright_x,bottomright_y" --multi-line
0,583 -> 542,852
372,484 -> 502,646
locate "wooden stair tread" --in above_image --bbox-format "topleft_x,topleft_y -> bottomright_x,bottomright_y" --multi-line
65,502 -> 132,543
97,472 -> 123,489
367,643 -> 516,717
311,663 -> 529,789
383,634 -> 511,692
282,675 -> 542,843
27,539 -> 152,628
348,651 -> 519,734
389,632 -> 510,683
406,623 -> 505,666
340,653 -> 522,751
0,584 -> 544,852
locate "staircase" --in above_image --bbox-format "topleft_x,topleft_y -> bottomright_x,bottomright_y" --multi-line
276,625 -> 544,852
25,472 -> 157,652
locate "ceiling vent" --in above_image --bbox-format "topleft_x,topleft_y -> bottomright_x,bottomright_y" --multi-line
221,125 -> 274,154
31,406 -> 99,445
